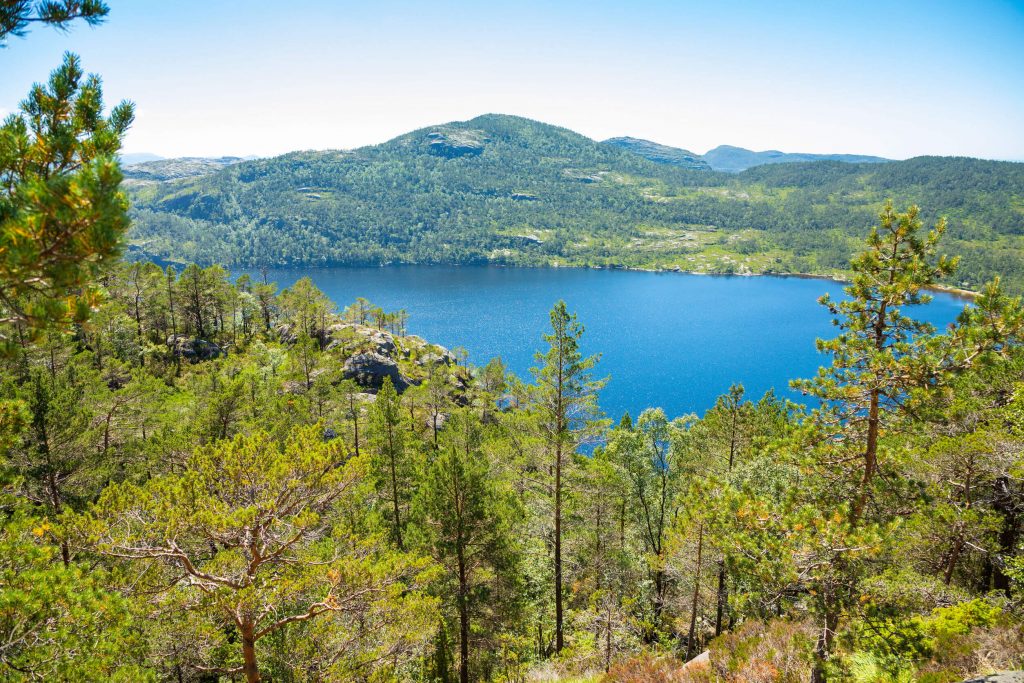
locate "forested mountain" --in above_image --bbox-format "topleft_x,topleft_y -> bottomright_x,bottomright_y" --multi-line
602,138 -> 888,173
602,136 -> 712,169
701,144 -> 890,172
128,114 -> 1024,292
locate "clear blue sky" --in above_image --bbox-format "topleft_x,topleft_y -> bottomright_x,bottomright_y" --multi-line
3,0 -> 1023,160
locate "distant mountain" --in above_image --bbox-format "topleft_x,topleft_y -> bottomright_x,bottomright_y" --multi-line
124,156 -> 251,182
126,114 -> 1024,292
702,144 -> 890,172
120,152 -> 165,166
602,137 -> 711,170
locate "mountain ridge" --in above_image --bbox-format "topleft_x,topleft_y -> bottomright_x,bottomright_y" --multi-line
701,143 -> 890,172
601,137 -> 711,170
126,114 -> 1024,292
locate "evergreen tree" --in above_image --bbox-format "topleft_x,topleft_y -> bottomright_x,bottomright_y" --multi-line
89,426 -> 435,683
369,375 -> 414,550
1,0 -> 110,44
412,410 -> 522,683
0,53 -> 133,351
529,300 -> 606,653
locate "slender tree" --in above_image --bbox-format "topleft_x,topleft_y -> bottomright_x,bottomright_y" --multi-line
412,410 -> 521,683
529,300 -> 606,653
369,376 -> 414,550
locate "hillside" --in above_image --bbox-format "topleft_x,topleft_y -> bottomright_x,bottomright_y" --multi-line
602,136 -> 711,169
127,114 -> 1024,292
702,144 -> 891,172
120,152 -> 164,165
123,155 -> 251,182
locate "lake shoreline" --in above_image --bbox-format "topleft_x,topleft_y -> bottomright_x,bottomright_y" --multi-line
577,264 -> 979,300
226,258 -> 982,302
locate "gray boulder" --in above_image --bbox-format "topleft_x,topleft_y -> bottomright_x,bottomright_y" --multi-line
167,335 -> 224,361
325,324 -> 396,356
276,323 -> 297,345
343,352 -> 410,392
417,349 -> 456,367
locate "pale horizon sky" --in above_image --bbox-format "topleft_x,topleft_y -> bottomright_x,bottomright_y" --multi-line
2,0 -> 1023,161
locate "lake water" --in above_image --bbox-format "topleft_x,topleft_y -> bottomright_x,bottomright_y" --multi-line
244,266 -> 968,420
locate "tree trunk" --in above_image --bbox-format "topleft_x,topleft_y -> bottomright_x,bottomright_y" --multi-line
811,607 -> 839,683
389,442 -> 404,551
458,554 -> 470,683
240,621 -> 260,683
351,397 -> 360,457
604,601 -> 613,672
852,389 -> 880,523
554,440 -> 564,653
168,274 -> 177,337
686,522 -> 704,660
715,559 -> 727,636
653,568 -> 666,626
943,533 -> 964,585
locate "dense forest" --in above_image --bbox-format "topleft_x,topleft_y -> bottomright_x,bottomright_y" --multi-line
5,220 -> 1024,682
2,4 -> 1024,683
126,115 -> 1024,293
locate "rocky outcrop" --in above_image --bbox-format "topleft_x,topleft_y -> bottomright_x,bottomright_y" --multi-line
343,352 -> 411,392
325,323 -> 396,356
961,673 -> 1024,683
416,349 -> 456,367
123,156 -> 250,182
276,323 -> 298,345
167,335 -> 224,361
426,130 -> 486,158
603,137 -> 711,170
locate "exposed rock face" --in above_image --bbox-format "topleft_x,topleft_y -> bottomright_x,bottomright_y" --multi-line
417,349 -> 456,367
426,130 -> 486,158
325,323 -> 396,355
603,136 -> 712,170
366,330 -> 396,355
276,323 -> 298,345
123,156 -> 249,182
961,673 -> 1024,683
343,352 -> 411,392
167,335 -> 224,361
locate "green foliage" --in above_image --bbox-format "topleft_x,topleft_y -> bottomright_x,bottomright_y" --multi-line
412,409 -> 524,682
0,511 -> 150,681
0,53 -> 133,350
89,426 -> 437,681
369,375 -> 416,550
0,0 -> 110,45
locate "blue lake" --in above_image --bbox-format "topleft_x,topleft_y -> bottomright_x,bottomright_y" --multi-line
244,266 -> 968,420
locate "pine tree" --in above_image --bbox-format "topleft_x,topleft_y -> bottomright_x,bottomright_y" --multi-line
412,410 -> 521,683
369,376 -> 414,550
1,1 -> 110,44
89,426 -> 435,683
0,53 -> 134,351
606,407 -> 681,632
529,300 -> 606,653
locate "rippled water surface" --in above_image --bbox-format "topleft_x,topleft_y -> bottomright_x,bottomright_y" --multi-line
245,266 -> 967,420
